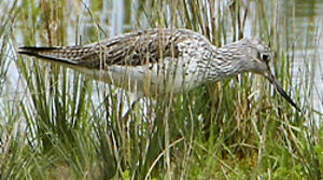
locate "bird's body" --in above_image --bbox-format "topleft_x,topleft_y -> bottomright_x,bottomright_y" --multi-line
19,28 -> 300,110
20,29 -> 220,96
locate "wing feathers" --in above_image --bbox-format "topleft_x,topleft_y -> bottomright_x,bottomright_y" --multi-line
19,29 -> 199,68
18,46 -> 80,65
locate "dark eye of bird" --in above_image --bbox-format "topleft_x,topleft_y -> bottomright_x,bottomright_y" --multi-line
262,54 -> 269,62
257,52 -> 270,62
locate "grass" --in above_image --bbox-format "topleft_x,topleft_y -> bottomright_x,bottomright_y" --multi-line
0,0 -> 322,179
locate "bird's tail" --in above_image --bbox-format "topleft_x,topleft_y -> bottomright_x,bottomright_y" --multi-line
18,46 -> 88,65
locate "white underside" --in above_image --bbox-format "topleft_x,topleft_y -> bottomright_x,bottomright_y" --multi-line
73,57 -> 204,96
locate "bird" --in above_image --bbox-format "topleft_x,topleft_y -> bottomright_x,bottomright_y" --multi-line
18,28 -> 300,111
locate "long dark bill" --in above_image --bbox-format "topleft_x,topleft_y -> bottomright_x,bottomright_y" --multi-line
265,69 -> 301,112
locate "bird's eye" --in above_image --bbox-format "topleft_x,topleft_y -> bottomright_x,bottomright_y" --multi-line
257,52 -> 270,62
262,54 -> 269,62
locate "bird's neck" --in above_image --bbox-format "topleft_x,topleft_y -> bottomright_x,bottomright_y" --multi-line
205,46 -> 244,82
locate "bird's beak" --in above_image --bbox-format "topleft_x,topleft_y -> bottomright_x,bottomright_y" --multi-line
264,65 -> 301,112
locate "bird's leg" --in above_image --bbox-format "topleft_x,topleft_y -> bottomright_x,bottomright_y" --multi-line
121,97 -> 139,123
104,91 -> 140,171
121,92 -> 140,123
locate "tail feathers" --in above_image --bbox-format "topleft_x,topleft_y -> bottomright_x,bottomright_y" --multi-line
18,46 -> 79,65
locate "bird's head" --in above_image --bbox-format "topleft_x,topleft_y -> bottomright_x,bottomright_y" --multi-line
223,38 -> 272,74
221,38 -> 300,111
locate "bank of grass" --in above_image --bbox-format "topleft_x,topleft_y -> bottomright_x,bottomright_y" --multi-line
0,0 -> 322,179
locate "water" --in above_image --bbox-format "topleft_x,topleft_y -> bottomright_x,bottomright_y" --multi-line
1,0 -> 323,118
285,0 -> 323,116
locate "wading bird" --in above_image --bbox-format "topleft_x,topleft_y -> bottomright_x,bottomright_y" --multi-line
18,28 -> 300,111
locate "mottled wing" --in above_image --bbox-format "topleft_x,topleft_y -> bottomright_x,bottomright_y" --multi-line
18,29 -> 193,69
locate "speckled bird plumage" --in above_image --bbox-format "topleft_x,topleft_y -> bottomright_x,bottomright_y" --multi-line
18,28 -> 300,111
